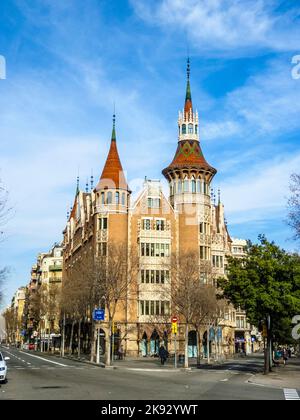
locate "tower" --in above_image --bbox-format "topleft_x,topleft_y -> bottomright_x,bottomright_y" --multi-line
94,115 -> 130,253
162,60 -> 216,277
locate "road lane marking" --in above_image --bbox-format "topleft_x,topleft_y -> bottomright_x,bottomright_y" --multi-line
20,351 -> 68,367
283,389 -> 300,400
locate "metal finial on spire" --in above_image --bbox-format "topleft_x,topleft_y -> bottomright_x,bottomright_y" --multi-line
85,178 -> 89,193
112,111 -> 116,141
90,169 -> 94,191
187,57 -> 190,80
76,175 -> 80,194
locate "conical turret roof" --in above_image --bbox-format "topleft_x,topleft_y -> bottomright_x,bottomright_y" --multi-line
95,116 -> 129,191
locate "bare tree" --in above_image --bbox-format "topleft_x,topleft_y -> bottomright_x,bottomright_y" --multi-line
0,178 -> 11,304
191,285 -> 222,366
94,242 -> 138,366
288,173 -> 300,240
170,251 -> 203,368
3,306 -> 16,344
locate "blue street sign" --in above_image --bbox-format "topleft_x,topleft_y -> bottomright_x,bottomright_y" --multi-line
217,327 -> 222,341
93,309 -> 105,321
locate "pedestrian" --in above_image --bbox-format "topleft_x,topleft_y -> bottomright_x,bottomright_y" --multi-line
283,348 -> 288,364
118,345 -> 124,360
158,345 -> 168,365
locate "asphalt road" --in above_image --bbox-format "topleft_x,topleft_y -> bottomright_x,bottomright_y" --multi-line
0,346 -> 296,400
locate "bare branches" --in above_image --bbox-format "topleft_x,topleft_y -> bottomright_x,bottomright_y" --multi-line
288,173 -> 300,241
0,178 -> 11,242
0,178 -> 11,304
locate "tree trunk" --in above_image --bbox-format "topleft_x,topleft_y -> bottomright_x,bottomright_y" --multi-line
61,313 -> 65,357
207,326 -> 210,364
47,323 -> 51,353
106,320 -> 112,367
78,320 -> 81,358
184,323 -> 189,368
90,320 -> 96,363
196,329 -> 202,367
69,321 -> 75,355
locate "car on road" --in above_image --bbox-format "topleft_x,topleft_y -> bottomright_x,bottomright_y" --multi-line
0,351 -> 10,383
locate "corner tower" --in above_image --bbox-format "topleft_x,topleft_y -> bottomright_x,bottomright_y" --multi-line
94,115 -> 130,253
162,59 -> 216,205
162,60 -> 216,265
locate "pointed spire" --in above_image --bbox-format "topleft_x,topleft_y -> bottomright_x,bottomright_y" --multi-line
184,57 -> 192,115
76,175 -> 80,195
85,178 -> 89,193
218,188 -> 221,204
90,170 -> 94,191
95,114 -> 129,191
111,113 -> 116,141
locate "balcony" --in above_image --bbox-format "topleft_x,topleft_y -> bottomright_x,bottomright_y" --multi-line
49,265 -> 62,272
49,277 -> 62,284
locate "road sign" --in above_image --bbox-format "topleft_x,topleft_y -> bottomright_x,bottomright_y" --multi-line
172,316 -> 178,323
262,324 -> 267,338
93,309 -> 105,321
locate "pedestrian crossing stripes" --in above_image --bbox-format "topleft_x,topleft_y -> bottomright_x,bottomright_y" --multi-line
283,388 -> 300,400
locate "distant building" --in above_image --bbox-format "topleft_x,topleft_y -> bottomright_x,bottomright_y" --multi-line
0,313 -> 6,342
23,243 -> 63,346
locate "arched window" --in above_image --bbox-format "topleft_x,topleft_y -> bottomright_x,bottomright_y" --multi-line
195,125 -> 198,134
101,192 -> 105,204
121,193 -> 125,206
197,179 -> 201,193
107,191 -> 112,204
178,180 -> 182,193
191,178 -> 196,193
184,178 -> 189,192
115,191 -> 119,205
182,124 -> 186,135
188,123 -> 193,134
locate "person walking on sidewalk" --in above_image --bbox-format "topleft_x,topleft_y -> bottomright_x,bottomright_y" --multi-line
118,345 -> 124,360
159,345 -> 168,365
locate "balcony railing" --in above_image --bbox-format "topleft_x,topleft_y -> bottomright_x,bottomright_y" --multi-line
49,265 -> 62,272
49,277 -> 62,284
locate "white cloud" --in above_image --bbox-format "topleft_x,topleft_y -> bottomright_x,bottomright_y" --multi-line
219,153 -> 300,221
132,0 -> 300,55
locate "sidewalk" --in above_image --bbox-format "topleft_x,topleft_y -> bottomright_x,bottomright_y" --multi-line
58,352 -> 237,371
249,358 -> 300,389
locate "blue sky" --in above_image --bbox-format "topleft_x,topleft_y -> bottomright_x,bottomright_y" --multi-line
1,0 -> 300,307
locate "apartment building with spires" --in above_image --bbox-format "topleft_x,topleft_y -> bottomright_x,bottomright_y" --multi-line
63,60 -> 254,358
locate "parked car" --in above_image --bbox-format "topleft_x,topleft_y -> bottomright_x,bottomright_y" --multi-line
0,352 -> 10,383
28,343 -> 35,350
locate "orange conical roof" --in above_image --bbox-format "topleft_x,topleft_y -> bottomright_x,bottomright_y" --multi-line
163,140 -> 216,175
95,116 -> 129,191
